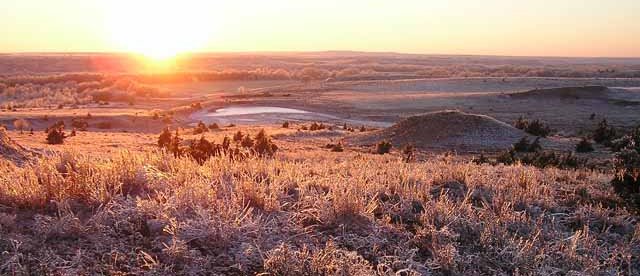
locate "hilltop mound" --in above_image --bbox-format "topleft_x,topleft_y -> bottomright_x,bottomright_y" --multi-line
509,86 -> 609,100
349,110 -> 529,151
0,128 -> 34,165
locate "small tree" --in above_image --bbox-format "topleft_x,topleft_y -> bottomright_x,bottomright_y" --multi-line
282,121 -> 290,128
13,119 -> 29,134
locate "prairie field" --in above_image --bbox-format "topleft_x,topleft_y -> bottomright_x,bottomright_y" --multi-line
0,53 -> 639,275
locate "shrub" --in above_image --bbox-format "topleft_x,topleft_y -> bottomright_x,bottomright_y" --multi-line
13,118 -> 29,134
309,122 -> 326,131
325,142 -> 344,152
514,116 -> 528,130
233,131 -> 243,142
514,117 -> 552,137
169,130 -> 182,157
45,120 -> 65,133
241,135 -> 254,148
359,126 -> 367,132
496,149 -> 516,165
525,120 -> 551,137
473,153 -> 490,165
282,121 -> 290,128
589,113 -> 596,120
376,140 -> 392,154
193,121 -> 208,134
611,126 -> 640,207
520,151 -> 586,169
402,144 -> 415,162
252,129 -> 278,157
187,136 -> 221,164
208,123 -> 219,130
575,138 -> 594,153
222,136 -> 231,151
46,127 -> 66,145
158,127 -> 172,149
513,137 -> 541,152
593,119 -> 617,146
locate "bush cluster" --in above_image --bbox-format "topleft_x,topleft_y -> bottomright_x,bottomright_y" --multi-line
158,128 -> 278,162
593,119 -> 617,146
46,121 -> 66,145
611,126 -> 640,207
513,136 -> 541,153
514,116 -> 552,137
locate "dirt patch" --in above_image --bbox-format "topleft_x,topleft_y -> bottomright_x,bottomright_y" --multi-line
0,128 -> 35,165
347,110 -> 531,152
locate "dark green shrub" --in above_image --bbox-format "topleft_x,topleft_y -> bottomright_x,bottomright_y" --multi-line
575,138 -> 594,153
282,121 -> 289,128
593,119 -> 617,146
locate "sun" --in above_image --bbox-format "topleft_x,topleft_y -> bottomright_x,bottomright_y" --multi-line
105,0 -> 217,60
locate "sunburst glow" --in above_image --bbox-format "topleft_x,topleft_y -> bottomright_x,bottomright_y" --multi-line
105,0 -> 217,60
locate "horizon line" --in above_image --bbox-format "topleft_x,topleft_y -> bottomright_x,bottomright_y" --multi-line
1,50 -> 639,60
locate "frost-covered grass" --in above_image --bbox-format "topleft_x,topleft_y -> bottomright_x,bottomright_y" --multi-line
0,150 -> 638,275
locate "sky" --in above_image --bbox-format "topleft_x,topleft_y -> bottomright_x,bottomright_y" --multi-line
1,0 -> 639,57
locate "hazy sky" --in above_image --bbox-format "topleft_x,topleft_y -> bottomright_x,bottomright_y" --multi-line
1,0 -> 639,57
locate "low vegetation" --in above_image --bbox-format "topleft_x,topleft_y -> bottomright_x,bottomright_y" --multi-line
0,148 -> 637,274
514,116 -> 552,137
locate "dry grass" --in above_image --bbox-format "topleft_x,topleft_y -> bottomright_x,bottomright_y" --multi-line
0,147 -> 637,275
